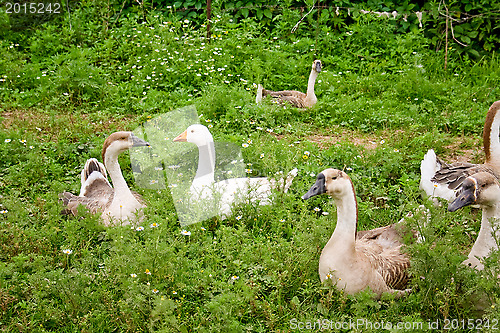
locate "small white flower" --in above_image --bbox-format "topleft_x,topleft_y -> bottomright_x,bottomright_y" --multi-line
279,219 -> 285,222
150,223 -> 159,228
62,249 -> 73,255
322,212 -> 329,216
260,153 -> 265,158
304,151 -> 310,156
4,139 -> 11,143
380,139 -> 385,144
314,207 -> 321,212
242,143 -> 249,148
236,216 -> 242,220
231,275 -> 239,280
181,230 -> 191,236
130,273 -> 137,278
136,226 -> 144,231
0,210 -> 7,214
152,288 -> 159,294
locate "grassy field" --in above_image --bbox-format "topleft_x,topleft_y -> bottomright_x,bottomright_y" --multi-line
1,4 -> 500,332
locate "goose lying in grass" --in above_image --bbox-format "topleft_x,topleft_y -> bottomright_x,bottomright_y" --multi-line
420,101 -> 500,203
302,168 -> 413,299
448,172 -> 500,270
256,59 -> 322,108
60,131 -> 150,226
173,124 -> 297,218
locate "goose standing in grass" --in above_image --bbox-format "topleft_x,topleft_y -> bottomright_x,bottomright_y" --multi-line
420,101 -> 500,203
255,59 -> 322,108
302,168 -> 413,298
173,124 -> 297,218
448,172 -> 500,270
60,131 -> 150,226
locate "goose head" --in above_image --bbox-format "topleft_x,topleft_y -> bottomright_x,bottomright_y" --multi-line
173,124 -> 213,147
101,131 -> 150,163
448,172 -> 500,212
302,168 -> 352,200
312,59 -> 322,74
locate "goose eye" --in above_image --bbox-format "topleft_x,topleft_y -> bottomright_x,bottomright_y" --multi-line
332,176 -> 337,180
191,130 -> 194,133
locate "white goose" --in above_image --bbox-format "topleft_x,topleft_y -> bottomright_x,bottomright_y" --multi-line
256,59 -> 322,108
448,172 -> 500,270
60,131 -> 150,226
302,168 -> 412,298
173,124 -> 297,218
420,100 -> 500,202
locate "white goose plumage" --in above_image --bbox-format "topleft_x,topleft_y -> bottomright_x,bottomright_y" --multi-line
60,131 -> 150,226
302,168 -> 413,299
173,124 -> 297,218
256,60 -> 322,108
420,101 -> 500,202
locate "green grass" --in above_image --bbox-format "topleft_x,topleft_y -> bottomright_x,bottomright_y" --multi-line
1,5 -> 500,332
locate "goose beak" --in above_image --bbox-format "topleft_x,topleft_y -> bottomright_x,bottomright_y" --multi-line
448,185 -> 476,212
302,174 -> 326,200
130,134 -> 150,147
173,130 -> 188,142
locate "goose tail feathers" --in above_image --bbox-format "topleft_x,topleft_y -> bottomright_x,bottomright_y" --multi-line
419,149 -> 455,202
79,158 -> 108,196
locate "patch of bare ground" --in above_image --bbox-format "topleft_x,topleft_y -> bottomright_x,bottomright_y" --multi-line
1,108 -> 137,142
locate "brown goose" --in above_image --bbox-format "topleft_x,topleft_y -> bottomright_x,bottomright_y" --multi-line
59,132 -> 150,226
256,59 -> 322,108
303,168 -> 412,298
448,172 -> 500,270
420,101 -> 500,202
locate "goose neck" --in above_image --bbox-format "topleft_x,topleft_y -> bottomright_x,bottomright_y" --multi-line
483,102 -> 500,166
326,191 -> 358,254
306,68 -> 319,97
194,141 -> 216,186
104,151 -> 130,192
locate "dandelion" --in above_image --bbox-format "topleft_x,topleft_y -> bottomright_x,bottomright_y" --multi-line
62,249 -> 73,255
236,215 -> 242,220
4,139 -> 11,143
152,288 -> 159,294
181,230 -> 191,236
314,207 -> 321,212
242,143 -> 249,148
136,226 -> 144,231
150,223 -> 159,228
130,273 -> 137,278
231,275 -> 239,280
145,269 -> 151,275
302,155 -> 309,160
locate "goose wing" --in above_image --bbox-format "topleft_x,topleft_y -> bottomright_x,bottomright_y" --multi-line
60,174 -> 113,215
357,224 -> 413,290
431,161 -> 495,190
262,89 -> 307,108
